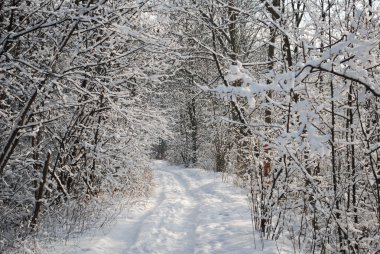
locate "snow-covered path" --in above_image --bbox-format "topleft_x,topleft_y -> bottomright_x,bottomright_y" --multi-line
60,161 -> 289,254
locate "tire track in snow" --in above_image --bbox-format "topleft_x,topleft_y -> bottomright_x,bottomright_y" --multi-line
57,161 -> 292,254
122,185 -> 167,252
127,167 -> 199,253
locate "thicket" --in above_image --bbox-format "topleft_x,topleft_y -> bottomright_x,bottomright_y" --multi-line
1,0 -> 380,253
162,0 -> 380,253
0,0 -> 167,252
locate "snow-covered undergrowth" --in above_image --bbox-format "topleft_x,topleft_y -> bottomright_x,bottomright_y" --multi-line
5,165 -> 154,254
45,161 -> 293,254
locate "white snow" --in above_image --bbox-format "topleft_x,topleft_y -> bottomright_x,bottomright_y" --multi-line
53,161 -> 292,254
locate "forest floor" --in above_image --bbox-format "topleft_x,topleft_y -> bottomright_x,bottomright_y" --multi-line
53,161 -> 292,254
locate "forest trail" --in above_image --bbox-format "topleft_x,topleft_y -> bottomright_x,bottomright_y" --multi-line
60,161 -> 289,254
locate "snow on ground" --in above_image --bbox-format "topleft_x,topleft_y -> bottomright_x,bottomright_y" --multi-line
54,161 -> 292,254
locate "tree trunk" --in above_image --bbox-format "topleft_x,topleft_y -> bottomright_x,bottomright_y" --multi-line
30,151 -> 51,229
